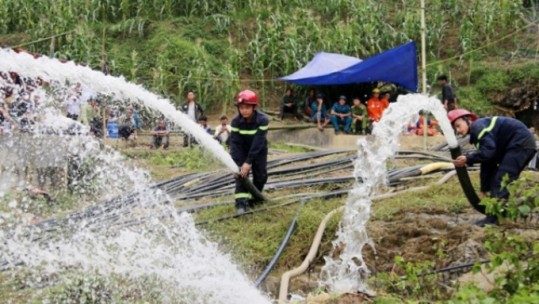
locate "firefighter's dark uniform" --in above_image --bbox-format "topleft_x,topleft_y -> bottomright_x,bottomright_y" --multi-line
229,110 -> 269,209
466,116 -> 537,202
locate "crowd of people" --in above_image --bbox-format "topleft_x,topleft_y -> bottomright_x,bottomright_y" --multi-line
0,73 -> 225,150
0,70 -> 454,146
0,71 -> 41,135
2,67 -> 538,225
279,87 -> 392,134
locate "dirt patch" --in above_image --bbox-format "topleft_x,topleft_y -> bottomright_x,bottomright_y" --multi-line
364,212 -> 487,274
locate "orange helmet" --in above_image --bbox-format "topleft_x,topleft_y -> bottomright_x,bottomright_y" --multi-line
236,90 -> 258,106
447,109 -> 478,125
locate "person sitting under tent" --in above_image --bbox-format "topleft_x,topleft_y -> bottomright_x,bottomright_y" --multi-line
150,119 -> 170,150
450,109 -> 538,226
351,97 -> 368,135
280,87 -> 300,120
367,88 -> 388,123
380,91 -> 391,109
330,95 -> 352,135
301,88 -> 316,119
311,93 -> 330,131
412,110 -> 439,136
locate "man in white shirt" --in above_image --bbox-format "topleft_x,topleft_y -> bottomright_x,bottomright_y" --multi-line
66,93 -> 81,121
179,91 -> 204,147
214,115 -> 232,146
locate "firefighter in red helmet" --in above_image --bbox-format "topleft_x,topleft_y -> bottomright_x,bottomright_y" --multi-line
230,90 -> 269,214
449,109 -> 537,226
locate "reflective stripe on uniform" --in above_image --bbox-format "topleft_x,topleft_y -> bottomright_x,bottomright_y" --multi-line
476,117 -> 498,148
239,129 -> 257,135
231,127 -> 240,132
235,193 -> 252,199
259,125 -> 269,131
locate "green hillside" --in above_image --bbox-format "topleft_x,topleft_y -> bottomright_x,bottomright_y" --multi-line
1,0 -> 538,114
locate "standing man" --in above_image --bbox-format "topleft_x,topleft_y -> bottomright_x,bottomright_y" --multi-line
330,95 -> 352,134
438,75 -> 457,111
450,109 -> 537,226
230,90 -> 269,214
65,92 -> 82,121
180,91 -> 204,147
214,115 -> 232,146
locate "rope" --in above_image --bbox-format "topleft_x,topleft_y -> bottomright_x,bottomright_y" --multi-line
181,75 -> 279,83
6,30 -> 77,49
427,20 -> 539,67
179,20 -> 539,82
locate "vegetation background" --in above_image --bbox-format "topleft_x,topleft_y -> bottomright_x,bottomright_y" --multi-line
1,0 -> 538,117
0,1 -> 538,302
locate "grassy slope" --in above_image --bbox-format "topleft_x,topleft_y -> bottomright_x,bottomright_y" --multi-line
1,1 -> 537,114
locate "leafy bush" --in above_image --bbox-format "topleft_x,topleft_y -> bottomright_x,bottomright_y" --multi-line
458,87 -> 495,116
475,71 -> 511,94
0,0 -> 531,110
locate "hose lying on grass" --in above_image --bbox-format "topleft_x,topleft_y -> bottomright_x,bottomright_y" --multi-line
255,199 -> 305,288
277,170 -> 457,303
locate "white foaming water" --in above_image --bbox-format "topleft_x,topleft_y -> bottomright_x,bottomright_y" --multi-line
321,94 -> 457,292
0,56 -> 268,303
0,49 -> 239,173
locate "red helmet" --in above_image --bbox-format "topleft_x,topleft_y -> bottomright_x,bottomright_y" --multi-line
448,109 -> 478,124
236,90 -> 258,106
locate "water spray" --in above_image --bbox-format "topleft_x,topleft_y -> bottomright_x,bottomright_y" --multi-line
0,50 -> 271,304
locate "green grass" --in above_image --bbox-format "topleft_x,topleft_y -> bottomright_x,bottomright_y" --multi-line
123,146 -> 223,173
193,171 -> 479,283
1,1 -> 535,113
372,174 -> 477,221
198,197 -> 344,278
269,142 -> 318,153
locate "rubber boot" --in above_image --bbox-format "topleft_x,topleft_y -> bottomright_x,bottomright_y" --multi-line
236,199 -> 249,215
248,199 -> 264,208
474,215 -> 498,227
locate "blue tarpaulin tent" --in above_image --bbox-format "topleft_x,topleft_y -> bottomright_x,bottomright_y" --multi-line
280,41 -> 418,92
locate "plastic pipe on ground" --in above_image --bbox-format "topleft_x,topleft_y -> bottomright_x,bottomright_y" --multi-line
194,189 -> 351,226
278,206 -> 343,304
277,171 -> 457,303
419,162 -> 455,175
255,200 -> 304,288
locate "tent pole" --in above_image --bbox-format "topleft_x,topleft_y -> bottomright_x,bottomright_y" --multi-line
420,0 -> 428,151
